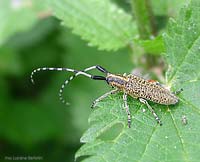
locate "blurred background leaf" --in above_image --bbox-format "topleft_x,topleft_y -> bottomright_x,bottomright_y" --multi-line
134,35 -> 165,55
46,0 -> 138,51
0,0 -> 48,45
151,0 -> 189,17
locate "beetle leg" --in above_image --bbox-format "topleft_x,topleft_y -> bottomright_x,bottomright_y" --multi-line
91,89 -> 119,108
123,93 -> 131,128
139,98 -> 162,126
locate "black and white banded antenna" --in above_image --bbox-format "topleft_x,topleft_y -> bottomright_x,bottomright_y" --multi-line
30,67 -> 76,84
58,65 -> 109,105
30,65 -> 109,105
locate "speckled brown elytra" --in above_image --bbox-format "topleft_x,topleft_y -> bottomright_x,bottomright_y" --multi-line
31,65 -> 182,128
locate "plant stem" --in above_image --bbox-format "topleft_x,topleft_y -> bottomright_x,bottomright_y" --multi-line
130,0 -> 159,69
131,0 -> 156,39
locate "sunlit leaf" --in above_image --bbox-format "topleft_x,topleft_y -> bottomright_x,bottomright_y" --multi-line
76,1 -> 200,161
46,0 -> 138,51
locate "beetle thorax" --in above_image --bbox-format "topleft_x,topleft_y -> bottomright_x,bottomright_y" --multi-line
106,74 -> 128,89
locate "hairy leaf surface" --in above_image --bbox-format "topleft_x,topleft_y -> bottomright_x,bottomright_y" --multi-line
46,0 -> 138,51
76,1 -> 200,161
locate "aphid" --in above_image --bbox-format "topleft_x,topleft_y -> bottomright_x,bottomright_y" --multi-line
31,65 -> 182,128
181,115 -> 188,125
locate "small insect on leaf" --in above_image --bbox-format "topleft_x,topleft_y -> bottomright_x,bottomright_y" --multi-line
182,115 -> 188,125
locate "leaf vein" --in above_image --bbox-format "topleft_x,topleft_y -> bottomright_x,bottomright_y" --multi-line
169,111 -> 189,162
137,124 -> 158,161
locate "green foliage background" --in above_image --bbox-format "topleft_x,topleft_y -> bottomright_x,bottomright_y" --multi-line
0,0 -> 199,162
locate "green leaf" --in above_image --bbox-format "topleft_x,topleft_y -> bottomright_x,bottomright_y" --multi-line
135,35 -> 165,55
46,0 -> 138,51
76,0 -> 200,161
164,1 -> 200,85
151,0 -> 188,17
0,0 -> 47,45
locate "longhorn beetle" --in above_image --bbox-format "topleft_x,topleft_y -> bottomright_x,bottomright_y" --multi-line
31,65 -> 182,128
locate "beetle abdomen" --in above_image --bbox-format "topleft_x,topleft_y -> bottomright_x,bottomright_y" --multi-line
125,75 -> 178,105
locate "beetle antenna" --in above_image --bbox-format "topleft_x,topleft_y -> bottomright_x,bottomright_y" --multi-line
58,66 -> 107,105
31,66 -> 108,105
